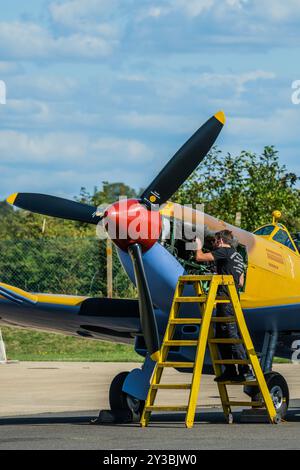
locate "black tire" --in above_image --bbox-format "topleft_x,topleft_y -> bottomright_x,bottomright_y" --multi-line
109,371 -> 145,414
253,371 -> 289,420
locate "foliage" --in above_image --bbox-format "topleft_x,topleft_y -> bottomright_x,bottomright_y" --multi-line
173,146 -> 300,232
0,183 -> 137,297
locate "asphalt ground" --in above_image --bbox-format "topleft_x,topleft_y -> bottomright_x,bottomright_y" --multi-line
1,362 -> 300,449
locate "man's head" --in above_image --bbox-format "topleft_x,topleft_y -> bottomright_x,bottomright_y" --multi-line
213,230 -> 234,248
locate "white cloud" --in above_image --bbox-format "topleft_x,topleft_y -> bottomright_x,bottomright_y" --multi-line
252,0 -> 300,22
229,108 -> 300,146
117,111 -> 196,133
196,70 -> 276,96
174,0 -> 215,17
0,131 -> 152,167
0,21 -> 117,61
49,0 -> 120,34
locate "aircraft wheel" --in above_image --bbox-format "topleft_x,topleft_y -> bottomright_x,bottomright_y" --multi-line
253,371 -> 289,420
109,371 -> 145,415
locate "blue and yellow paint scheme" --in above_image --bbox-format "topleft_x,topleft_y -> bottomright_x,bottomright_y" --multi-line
1,204 -> 300,400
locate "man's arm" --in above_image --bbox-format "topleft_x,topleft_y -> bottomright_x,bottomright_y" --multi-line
195,238 -> 214,263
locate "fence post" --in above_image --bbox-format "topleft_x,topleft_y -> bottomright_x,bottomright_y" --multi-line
0,329 -> 7,363
106,238 -> 113,298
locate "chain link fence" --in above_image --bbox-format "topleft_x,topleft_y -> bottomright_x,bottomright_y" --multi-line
0,237 -> 135,298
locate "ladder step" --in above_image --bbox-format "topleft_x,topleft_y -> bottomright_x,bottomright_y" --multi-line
209,338 -> 243,344
170,318 -> 202,325
151,384 -> 191,390
164,340 -> 198,347
175,296 -> 230,304
214,359 -> 250,365
211,317 -> 236,323
158,362 -> 194,368
175,296 -> 206,303
175,295 -> 207,303
145,406 -> 188,412
178,275 -> 214,282
218,381 -> 258,386
224,401 -> 263,407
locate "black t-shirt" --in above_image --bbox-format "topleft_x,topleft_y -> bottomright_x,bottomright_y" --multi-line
212,247 -> 244,293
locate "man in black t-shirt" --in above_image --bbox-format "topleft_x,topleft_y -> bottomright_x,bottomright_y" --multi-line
195,230 -> 250,382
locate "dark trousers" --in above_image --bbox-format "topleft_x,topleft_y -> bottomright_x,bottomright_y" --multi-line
215,303 -> 249,375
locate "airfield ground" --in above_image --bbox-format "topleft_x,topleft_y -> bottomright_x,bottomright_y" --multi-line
1,362 -> 300,449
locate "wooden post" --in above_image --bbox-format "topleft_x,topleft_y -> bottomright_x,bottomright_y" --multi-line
235,212 -> 241,227
42,218 -> 46,234
106,238 -> 113,298
0,329 -> 7,363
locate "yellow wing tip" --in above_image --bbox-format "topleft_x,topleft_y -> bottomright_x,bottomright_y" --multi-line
214,110 -> 226,125
6,193 -> 18,205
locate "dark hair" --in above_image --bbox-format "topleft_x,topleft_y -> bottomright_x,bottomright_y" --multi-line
214,230 -> 234,246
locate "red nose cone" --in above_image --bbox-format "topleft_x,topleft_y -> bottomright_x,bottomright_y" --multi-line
104,199 -> 162,252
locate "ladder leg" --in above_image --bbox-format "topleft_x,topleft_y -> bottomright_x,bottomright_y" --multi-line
208,326 -> 232,422
185,279 -> 219,428
140,281 -> 184,427
140,366 -> 164,427
228,284 -> 277,423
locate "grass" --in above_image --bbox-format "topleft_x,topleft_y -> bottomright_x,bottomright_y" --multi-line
0,326 -> 142,362
0,325 -> 291,363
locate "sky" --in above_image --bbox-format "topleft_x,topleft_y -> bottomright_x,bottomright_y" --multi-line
0,0 -> 300,200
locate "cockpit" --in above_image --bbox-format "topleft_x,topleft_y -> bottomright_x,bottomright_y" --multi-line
253,211 -> 299,254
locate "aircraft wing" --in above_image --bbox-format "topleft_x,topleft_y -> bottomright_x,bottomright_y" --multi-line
0,282 -> 141,344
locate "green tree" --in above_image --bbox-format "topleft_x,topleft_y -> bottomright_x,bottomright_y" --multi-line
173,146 -> 300,232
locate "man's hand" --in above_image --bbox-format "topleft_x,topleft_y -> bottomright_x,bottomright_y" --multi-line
195,237 -> 203,251
195,238 -> 214,263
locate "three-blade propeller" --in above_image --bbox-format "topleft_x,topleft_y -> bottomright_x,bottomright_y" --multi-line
7,111 -> 225,360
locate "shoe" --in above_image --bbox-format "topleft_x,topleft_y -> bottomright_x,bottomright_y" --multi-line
230,374 -> 247,383
214,371 -> 239,383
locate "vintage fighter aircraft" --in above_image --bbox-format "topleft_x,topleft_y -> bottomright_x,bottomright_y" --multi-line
1,110 -> 298,420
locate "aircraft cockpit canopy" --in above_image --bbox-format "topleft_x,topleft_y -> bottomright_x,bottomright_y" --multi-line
253,211 -> 299,254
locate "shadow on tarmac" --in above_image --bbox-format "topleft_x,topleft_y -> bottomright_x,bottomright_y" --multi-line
1,406 -> 300,427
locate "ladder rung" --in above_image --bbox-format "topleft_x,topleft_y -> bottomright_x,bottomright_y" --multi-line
214,359 -> 250,365
158,362 -> 194,368
151,384 -> 191,390
170,318 -> 202,325
175,296 -> 206,303
215,299 -> 231,304
219,381 -> 258,386
178,275 -> 214,282
145,405 -> 188,412
211,317 -> 236,323
209,338 -> 243,344
224,401 -> 263,407
164,340 -> 198,347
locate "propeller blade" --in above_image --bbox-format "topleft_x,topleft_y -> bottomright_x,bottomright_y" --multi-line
140,111 -> 225,207
128,243 -> 160,361
6,193 -> 102,225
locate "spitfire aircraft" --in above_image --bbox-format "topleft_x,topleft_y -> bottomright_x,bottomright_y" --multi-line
1,110 -> 298,420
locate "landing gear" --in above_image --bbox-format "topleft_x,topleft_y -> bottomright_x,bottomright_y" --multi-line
253,371 -> 289,421
244,331 -> 290,421
109,371 -> 145,415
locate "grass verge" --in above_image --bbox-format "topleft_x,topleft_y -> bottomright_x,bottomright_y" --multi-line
0,325 -> 142,362
0,325 -> 290,363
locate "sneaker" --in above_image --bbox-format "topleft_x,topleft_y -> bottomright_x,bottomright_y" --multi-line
214,371 -> 239,383
230,374 -> 247,383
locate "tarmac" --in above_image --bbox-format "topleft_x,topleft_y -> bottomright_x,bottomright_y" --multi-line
1,362 -> 300,449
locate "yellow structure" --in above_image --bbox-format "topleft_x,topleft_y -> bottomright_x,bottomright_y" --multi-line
140,275 -> 278,428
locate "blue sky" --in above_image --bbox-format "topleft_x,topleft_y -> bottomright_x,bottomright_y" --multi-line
0,0 -> 300,199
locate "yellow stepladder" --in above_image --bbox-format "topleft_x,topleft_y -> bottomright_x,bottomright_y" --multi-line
140,274 -> 279,428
